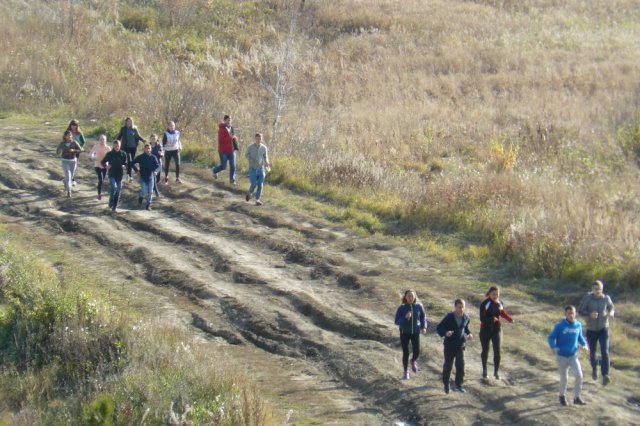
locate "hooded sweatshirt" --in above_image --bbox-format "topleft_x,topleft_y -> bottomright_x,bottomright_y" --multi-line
395,303 -> 427,335
548,318 -> 587,357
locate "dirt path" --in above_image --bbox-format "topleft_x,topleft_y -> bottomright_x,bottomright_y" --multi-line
1,123 -> 638,425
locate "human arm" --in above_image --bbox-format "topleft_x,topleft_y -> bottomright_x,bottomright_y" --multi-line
500,309 -> 513,323
264,145 -> 271,168
577,294 -> 590,318
394,306 -> 405,326
418,304 -> 427,333
436,314 -> 450,337
78,133 -> 86,148
464,318 -> 473,340
548,324 -> 559,353
135,129 -> 146,144
606,296 -> 615,318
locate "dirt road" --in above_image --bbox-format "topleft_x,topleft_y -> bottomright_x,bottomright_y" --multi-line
1,122 -> 638,425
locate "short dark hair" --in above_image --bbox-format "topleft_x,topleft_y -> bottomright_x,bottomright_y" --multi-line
454,298 -> 464,307
223,115 -> 231,120
564,305 -> 575,312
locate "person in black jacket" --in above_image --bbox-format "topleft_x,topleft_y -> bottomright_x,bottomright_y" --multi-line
116,117 -> 145,183
394,290 -> 427,380
437,299 -> 473,394
479,286 -> 513,381
101,140 -> 128,212
131,144 -> 160,210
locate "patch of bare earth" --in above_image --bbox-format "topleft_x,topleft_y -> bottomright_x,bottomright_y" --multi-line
0,125 -> 638,425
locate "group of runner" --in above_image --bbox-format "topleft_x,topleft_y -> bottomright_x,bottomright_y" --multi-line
395,280 -> 615,404
54,115 -> 271,211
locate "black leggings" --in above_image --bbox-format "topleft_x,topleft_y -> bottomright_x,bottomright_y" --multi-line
94,167 -> 106,195
164,150 -> 180,179
123,146 -> 137,177
480,329 -> 502,376
400,333 -> 420,371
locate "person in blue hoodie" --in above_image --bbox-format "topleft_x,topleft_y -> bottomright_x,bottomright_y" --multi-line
131,144 -> 160,210
436,299 -> 473,394
548,305 -> 589,406
394,290 -> 427,380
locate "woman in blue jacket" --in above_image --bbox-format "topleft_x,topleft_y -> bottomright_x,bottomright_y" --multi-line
394,289 -> 427,380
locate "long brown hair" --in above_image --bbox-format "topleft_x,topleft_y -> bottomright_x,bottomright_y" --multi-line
402,289 -> 418,305
65,119 -> 82,134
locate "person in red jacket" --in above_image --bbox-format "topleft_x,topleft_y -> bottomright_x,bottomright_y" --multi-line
212,115 -> 238,184
479,286 -> 513,381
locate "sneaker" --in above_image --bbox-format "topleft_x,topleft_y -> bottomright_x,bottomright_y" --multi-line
255,200 -> 263,206
164,177 -> 169,184
145,206 -> 151,211
453,385 -> 467,393
72,180 -> 77,187
212,169 -> 218,180
111,207 -> 117,213
494,373 -> 500,380
138,196 -> 143,205
403,371 -> 410,380
66,191 -> 71,198
245,193 -> 251,202
410,359 -> 418,373
602,375 -> 611,386
559,395 -> 567,406
444,385 -> 450,394
176,178 -> 182,184
592,368 -> 597,381
573,397 -> 586,405
97,194 -> 102,200
231,180 -> 236,186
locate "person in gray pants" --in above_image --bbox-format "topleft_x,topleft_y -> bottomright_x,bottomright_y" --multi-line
548,305 -> 590,406
578,280 -> 615,385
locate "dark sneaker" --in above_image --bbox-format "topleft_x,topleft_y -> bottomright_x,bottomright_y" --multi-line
592,368 -> 597,381
454,385 -> 466,393
403,371 -> 409,380
164,177 -> 169,184
256,200 -> 263,206
494,373 -> 500,380
573,397 -> 586,405
559,396 -> 567,406
138,196 -> 143,205
145,206 -> 151,211
97,194 -> 102,200
245,193 -> 251,202
66,191 -> 72,198
411,359 -> 418,373
444,385 -> 450,394
602,375 -> 611,386
176,178 -> 182,184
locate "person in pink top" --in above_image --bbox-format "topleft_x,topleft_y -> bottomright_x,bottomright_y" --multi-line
89,134 -> 111,200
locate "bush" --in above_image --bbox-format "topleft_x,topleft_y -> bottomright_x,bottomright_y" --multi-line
119,7 -> 157,33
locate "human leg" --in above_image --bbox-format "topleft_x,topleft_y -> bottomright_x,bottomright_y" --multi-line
556,355 -> 570,397
442,346 -> 455,389
492,331 -> 502,377
400,333 -> 411,373
255,168 -> 265,201
569,355 -> 583,400
174,151 -> 181,180
229,151 -> 236,183
599,328 -> 610,378
480,328 -> 490,377
124,147 -> 136,178
453,347 -> 465,388
247,167 -> 258,198
213,153 -> 229,174
62,160 -> 73,193
586,329 -> 598,379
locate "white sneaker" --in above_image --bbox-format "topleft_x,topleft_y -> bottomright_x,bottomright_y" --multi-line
72,180 -> 77,187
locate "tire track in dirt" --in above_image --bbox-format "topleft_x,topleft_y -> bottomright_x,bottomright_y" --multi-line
2,126 -> 640,425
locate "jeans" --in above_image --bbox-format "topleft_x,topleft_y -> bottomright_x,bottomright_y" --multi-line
480,329 -> 502,376
94,167 -> 106,195
61,159 -> 77,193
400,333 -> 420,371
164,150 -> 180,179
213,152 -> 236,183
123,147 -> 137,177
443,346 -> 465,388
556,354 -> 583,399
109,177 -> 123,210
586,328 -> 610,376
139,177 -> 154,209
248,167 -> 265,200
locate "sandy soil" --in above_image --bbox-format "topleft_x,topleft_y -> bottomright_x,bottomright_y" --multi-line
0,123 -> 638,425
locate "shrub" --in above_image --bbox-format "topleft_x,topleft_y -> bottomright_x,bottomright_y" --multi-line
617,111 -> 640,159
119,7 -> 157,33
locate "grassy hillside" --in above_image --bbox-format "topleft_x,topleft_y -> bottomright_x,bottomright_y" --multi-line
1,0 -> 640,288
